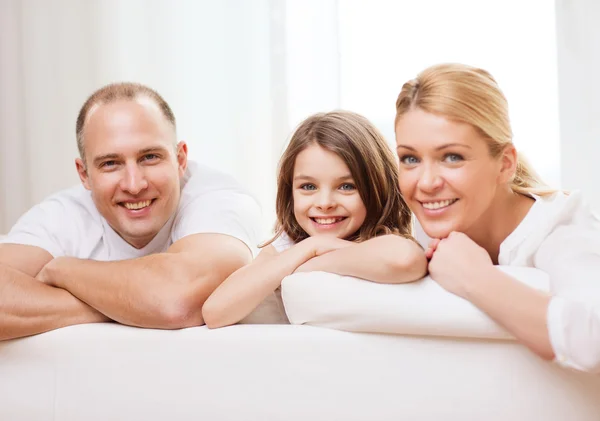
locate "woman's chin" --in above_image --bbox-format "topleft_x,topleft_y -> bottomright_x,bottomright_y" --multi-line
421,223 -> 455,239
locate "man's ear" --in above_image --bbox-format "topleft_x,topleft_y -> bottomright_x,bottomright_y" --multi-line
75,158 -> 92,190
176,141 -> 188,177
498,144 -> 518,185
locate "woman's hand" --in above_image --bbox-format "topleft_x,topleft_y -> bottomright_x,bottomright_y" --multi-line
428,232 -> 494,299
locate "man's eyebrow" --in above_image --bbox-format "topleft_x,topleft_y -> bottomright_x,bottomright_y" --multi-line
139,146 -> 170,154
93,153 -> 120,166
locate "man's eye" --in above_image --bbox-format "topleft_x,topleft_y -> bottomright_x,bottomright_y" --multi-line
300,184 -> 316,191
101,160 -> 117,168
400,155 -> 419,165
142,154 -> 159,161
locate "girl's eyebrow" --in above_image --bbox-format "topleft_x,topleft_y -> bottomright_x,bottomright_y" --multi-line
293,175 -> 315,181
293,174 -> 353,181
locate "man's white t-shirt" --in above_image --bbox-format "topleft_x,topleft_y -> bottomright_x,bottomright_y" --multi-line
1,161 -> 262,259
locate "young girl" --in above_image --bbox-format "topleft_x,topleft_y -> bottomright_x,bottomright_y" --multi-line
203,110 -> 428,328
394,63 -> 600,373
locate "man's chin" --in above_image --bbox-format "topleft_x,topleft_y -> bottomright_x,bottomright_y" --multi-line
115,226 -> 160,249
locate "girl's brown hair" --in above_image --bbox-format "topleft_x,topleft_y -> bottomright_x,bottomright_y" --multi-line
265,110 -> 413,246
395,63 -> 557,197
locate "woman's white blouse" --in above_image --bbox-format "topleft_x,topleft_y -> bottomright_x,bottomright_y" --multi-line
498,191 -> 600,373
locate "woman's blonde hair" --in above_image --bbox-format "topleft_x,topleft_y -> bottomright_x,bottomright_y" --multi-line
264,110 -> 413,246
395,63 -> 557,197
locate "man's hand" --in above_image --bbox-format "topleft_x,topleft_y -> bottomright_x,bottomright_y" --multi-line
0,244 -> 111,341
35,257 -> 62,286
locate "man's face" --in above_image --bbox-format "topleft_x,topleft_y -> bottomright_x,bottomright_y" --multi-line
76,99 -> 187,249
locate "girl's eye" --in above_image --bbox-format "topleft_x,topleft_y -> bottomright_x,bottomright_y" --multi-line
339,183 -> 356,191
443,153 -> 463,163
399,155 -> 419,165
300,184 -> 316,191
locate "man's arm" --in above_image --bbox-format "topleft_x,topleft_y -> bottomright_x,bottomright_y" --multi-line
0,244 -> 110,341
294,235 -> 428,284
38,233 -> 252,329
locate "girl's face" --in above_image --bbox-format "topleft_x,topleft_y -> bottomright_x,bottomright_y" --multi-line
292,144 -> 367,239
395,108 -> 508,240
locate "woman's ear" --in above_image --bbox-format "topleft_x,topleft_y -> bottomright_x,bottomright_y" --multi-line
498,144 -> 518,185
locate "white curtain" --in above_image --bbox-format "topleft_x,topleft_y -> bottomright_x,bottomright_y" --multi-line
555,0 -> 600,212
1,0 -> 598,235
0,0 -> 340,235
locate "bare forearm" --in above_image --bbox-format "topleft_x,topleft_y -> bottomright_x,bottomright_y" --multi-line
466,267 -> 554,359
203,242 -> 315,328
0,264 -> 109,341
45,254 -> 199,329
296,235 -> 427,284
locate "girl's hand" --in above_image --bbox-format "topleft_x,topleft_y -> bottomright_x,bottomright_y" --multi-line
428,232 -> 494,299
304,235 -> 353,257
294,236 -> 352,273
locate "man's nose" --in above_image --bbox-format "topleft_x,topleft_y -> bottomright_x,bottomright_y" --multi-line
120,164 -> 148,195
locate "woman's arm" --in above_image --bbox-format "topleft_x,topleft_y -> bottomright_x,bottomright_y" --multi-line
461,266 -> 554,359
202,236 -> 349,328
295,234 -> 428,284
427,231 -> 600,373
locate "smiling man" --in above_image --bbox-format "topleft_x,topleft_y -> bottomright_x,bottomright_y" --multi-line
0,82 -> 261,340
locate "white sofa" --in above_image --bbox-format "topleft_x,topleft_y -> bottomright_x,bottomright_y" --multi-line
1,323 -> 599,421
2,266 -> 600,420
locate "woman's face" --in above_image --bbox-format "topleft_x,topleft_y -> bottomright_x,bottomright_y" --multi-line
395,108 -> 507,240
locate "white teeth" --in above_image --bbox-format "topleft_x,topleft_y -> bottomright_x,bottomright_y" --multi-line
123,200 -> 151,210
314,217 -> 344,225
422,199 -> 456,210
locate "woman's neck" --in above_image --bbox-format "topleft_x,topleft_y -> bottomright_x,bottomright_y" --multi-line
465,189 -> 535,264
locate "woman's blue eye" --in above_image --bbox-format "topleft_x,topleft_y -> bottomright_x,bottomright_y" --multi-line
400,155 -> 419,165
444,153 -> 463,163
339,183 -> 356,191
300,184 -> 316,191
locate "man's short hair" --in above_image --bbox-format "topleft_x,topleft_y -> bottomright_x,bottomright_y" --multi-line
76,82 -> 176,161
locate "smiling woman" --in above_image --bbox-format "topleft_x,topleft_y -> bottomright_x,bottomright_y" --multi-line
394,62 -> 600,374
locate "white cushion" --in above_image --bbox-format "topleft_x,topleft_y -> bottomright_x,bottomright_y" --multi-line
281,266 -> 550,340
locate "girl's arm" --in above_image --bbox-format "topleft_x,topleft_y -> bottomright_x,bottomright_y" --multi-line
202,236 -> 349,328
295,234 -> 428,284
